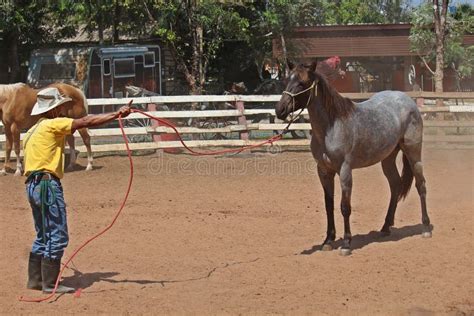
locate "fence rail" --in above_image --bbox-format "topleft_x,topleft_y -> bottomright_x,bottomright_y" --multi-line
1,92 -> 473,158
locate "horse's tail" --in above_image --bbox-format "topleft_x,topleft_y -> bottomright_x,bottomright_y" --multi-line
398,154 -> 414,201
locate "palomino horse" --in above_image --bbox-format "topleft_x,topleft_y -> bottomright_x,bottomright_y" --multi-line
275,62 -> 431,255
0,83 -> 93,176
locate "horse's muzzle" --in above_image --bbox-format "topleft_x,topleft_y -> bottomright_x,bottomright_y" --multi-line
275,98 -> 291,120
276,109 -> 288,121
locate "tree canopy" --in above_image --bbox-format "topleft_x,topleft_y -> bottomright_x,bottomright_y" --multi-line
0,0 -> 471,93
409,1 -> 473,92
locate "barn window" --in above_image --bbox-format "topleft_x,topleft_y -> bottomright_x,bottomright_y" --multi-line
103,59 -> 111,76
144,52 -> 155,68
114,58 -> 135,78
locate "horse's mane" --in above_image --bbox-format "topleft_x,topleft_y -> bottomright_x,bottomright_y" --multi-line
315,71 -> 354,122
0,83 -> 26,98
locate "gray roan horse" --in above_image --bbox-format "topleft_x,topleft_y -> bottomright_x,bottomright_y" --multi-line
275,62 -> 431,255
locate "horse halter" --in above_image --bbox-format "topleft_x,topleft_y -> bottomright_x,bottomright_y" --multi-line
281,81 -> 317,127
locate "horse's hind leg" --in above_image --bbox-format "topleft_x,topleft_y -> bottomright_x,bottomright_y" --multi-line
78,128 -> 93,171
66,135 -> 77,171
401,143 -> 432,238
317,164 -> 336,251
12,123 -> 22,176
1,124 -> 13,175
380,148 -> 401,235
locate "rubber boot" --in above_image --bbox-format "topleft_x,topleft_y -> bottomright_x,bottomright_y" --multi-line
27,252 -> 42,290
41,257 -> 75,294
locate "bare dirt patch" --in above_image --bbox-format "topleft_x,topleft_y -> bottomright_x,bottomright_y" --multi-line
1,148 -> 473,314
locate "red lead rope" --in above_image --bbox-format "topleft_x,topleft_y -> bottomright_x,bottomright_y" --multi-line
132,109 -> 283,155
19,108 -> 285,303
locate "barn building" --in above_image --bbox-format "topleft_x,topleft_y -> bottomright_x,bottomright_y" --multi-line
273,24 -> 474,93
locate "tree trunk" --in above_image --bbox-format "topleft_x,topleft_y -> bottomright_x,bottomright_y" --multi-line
98,7 -> 104,45
188,0 -> 201,96
433,0 -> 448,107
112,0 -> 120,44
6,31 -> 20,83
280,34 -> 290,78
197,24 -> 205,93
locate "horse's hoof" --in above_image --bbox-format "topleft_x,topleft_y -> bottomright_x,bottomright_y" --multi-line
422,231 -> 432,238
380,230 -> 391,237
339,248 -> 352,256
321,244 -> 333,251
14,170 -> 22,176
85,164 -> 93,171
0,170 -> 6,176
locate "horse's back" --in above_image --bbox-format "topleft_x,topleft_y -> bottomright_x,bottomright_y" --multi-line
361,90 -> 418,114
1,83 -> 39,127
0,83 -> 27,111
340,91 -> 421,168
356,90 -> 422,127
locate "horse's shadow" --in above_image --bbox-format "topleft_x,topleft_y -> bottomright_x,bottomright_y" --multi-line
300,223 -> 433,255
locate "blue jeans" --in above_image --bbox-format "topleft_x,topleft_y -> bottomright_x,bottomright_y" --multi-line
26,177 -> 69,260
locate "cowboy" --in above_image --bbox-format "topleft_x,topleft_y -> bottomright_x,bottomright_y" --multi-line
24,87 -> 131,293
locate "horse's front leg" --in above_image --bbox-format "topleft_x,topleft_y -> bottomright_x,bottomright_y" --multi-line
339,162 -> 353,256
317,164 -> 336,251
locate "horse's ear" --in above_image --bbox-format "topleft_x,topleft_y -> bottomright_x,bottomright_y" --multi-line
287,59 -> 295,71
309,60 -> 317,73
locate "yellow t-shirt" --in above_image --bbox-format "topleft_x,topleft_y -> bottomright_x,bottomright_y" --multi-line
23,117 -> 74,179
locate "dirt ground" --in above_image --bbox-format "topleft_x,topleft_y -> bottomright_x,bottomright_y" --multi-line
0,148 -> 473,315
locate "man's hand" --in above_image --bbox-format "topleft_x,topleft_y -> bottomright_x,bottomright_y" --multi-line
116,100 -> 133,118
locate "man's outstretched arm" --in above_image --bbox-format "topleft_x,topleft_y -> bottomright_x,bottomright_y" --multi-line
71,105 -> 132,133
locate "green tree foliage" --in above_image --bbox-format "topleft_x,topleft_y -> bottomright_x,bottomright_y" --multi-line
300,0 -> 411,25
450,4 -> 474,85
0,0 -> 422,91
137,1 -> 250,94
0,0 -> 81,82
409,1 -> 473,91
1,1 -> 49,82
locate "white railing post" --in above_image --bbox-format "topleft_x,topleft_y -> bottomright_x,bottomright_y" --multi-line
236,99 -> 249,141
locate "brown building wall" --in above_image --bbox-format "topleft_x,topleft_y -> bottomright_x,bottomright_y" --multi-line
273,24 -> 473,92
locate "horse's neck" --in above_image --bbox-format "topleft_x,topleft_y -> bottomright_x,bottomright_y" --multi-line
307,96 -> 331,142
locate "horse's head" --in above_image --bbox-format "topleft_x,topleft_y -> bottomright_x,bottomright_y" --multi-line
275,61 -> 318,120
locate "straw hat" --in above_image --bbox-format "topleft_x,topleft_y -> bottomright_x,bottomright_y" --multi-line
31,87 -> 72,116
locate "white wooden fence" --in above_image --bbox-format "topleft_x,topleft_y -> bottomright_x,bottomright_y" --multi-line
1,92 -> 474,158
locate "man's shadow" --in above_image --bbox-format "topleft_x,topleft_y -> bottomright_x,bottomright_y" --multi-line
62,267 -> 213,290
62,269 -> 120,290
300,224 -> 434,255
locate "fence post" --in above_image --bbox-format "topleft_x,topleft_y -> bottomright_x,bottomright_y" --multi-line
147,103 -> 161,143
147,103 -> 167,154
235,100 -> 249,140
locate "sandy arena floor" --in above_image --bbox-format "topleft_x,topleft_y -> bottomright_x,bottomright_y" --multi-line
0,148 -> 473,315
